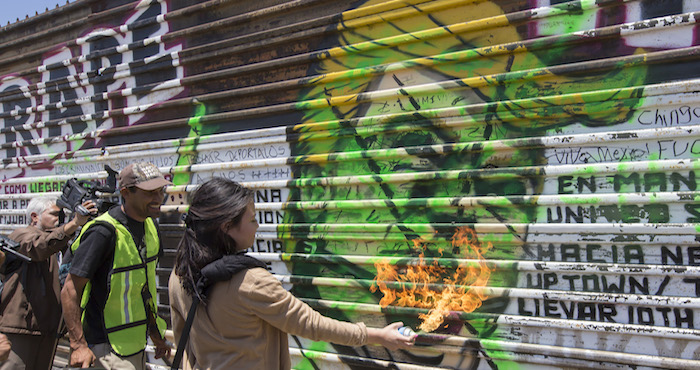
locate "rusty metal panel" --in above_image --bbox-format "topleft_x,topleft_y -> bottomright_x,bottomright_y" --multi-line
1,0 -> 700,368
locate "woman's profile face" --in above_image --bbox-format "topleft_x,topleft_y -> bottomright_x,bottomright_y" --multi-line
224,201 -> 259,251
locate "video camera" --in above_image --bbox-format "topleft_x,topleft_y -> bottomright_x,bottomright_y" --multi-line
56,165 -> 119,217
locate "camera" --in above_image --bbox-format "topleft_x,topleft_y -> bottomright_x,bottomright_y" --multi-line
56,165 -> 119,216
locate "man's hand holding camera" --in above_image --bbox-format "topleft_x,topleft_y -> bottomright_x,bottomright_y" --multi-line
63,200 -> 97,235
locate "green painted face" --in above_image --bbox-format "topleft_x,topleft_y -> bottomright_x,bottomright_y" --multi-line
284,0 -> 651,367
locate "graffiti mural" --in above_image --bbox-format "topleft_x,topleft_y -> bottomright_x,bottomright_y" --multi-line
0,0 -> 184,180
283,0 -> 700,368
0,0 -> 699,368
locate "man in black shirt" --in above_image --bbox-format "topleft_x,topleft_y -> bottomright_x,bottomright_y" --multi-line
61,162 -> 172,370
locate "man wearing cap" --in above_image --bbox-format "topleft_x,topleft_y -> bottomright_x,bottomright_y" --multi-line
61,162 -> 172,369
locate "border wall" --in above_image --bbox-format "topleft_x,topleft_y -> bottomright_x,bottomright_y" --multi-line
1,0 -> 700,368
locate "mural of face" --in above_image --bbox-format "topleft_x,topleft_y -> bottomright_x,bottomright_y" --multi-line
282,0 -> 697,368
1,0 -> 698,368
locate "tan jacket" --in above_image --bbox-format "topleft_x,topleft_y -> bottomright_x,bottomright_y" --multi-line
169,267 -> 367,370
0,225 -> 72,335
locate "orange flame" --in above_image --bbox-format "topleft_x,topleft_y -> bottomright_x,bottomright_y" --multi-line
371,226 -> 492,332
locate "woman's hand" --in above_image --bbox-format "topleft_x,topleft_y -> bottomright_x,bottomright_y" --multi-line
366,322 -> 416,350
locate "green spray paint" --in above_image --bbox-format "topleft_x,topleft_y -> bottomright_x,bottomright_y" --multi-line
172,102 -> 208,185
284,0 -> 654,367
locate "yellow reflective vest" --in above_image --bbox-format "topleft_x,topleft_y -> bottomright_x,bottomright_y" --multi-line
71,212 -> 167,356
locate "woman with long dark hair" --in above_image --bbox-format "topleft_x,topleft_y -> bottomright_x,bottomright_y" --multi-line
169,178 -> 415,369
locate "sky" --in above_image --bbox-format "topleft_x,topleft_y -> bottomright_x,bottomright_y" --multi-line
0,0 -> 74,27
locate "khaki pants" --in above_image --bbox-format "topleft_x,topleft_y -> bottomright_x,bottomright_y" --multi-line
91,342 -> 146,370
0,332 -> 59,370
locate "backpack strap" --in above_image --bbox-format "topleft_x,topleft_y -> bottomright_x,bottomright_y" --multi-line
171,296 -> 199,370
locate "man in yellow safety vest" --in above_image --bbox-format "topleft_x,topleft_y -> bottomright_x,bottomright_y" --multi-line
61,162 -> 172,370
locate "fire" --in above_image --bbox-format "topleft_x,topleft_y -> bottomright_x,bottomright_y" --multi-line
371,226 -> 492,332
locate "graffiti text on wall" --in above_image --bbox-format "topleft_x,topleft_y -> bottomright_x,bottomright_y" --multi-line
0,2 -> 183,173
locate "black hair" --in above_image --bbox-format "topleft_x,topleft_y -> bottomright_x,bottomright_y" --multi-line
174,177 -> 255,299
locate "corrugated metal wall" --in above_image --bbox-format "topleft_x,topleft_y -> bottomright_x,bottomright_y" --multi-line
1,0 -> 699,368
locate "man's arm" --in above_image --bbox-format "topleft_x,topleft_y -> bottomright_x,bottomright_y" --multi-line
149,327 -> 172,360
16,200 -> 96,261
61,273 -> 96,368
150,225 -> 172,360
